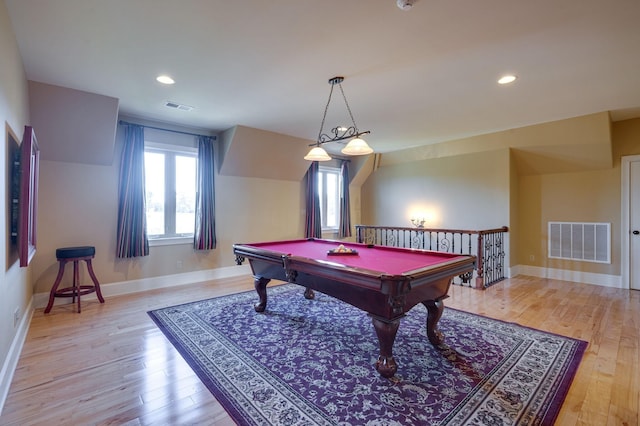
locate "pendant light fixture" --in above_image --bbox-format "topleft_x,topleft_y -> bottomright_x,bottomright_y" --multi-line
304,76 -> 373,161
303,146 -> 332,161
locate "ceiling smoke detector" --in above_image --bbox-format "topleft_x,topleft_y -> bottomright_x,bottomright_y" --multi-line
397,0 -> 417,11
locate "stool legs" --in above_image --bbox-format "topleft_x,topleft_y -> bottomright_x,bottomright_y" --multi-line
86,259 -> 105,304
73,260 -> 81,312
73,260 -> 78,305
45,257 -> 105,314
44,260 -> 67,313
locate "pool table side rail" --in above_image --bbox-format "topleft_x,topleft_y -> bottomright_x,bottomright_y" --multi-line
400,255 -> 477,278
233,244 -> 290,265
234,238 -> 474,262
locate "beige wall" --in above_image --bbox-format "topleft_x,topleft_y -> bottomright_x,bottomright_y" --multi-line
0,0 -> 31,398
26,80 -> 637,298
26,115 -> 640,295
362,115 -> 640,279
362,149 -> 511,230
612,117 -> 640,162
516,169 -> 620,274
515,118 -> 640,275
381,112 -> 612,173
31,106 -> 372,295
33,158 -> 117,292
31,130 -> 309,294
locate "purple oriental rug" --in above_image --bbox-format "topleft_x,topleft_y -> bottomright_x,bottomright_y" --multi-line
148,284 -> 586,425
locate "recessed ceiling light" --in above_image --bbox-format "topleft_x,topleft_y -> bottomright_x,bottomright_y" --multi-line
498,75 -> 517,85
156,75 -> 175,85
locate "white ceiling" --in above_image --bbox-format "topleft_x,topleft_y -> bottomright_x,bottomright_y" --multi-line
5,0 -> 640,154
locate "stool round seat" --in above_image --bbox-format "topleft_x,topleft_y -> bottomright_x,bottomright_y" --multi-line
45,245 -> 104,314
56,246 -> 95,259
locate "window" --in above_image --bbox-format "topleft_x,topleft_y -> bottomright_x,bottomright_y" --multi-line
318,166 -> 341,231
144,142 -> 197,240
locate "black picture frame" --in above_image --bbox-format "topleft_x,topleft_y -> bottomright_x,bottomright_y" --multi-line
18,125 -> 40,267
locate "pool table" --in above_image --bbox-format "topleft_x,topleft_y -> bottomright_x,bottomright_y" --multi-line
233,238 -> 475,378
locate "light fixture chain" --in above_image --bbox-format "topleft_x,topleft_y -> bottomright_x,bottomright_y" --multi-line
317,83 -> 336,143
306,76 -> 372,160
337,82 -> 359,132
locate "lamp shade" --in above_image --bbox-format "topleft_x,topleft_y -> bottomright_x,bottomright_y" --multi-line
304,146 -> 332,161
341,137 -> 373,155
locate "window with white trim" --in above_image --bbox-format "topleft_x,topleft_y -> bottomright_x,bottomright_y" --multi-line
144,142 -> 197,239
318,166 -> 341,231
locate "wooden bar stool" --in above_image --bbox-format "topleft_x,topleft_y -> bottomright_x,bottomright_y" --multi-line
45,246 -> 105,313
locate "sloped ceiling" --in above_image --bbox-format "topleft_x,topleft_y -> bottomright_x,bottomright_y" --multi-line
28,81 -> 118,165
218,126 -> 313,181
380,112 -> 613,175
510,144 -> 612,175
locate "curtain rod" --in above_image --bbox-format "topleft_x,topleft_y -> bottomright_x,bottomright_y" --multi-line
118,120 -> 216,139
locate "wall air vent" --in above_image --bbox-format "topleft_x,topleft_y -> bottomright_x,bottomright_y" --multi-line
164,101 -> 194,111
548,222 -> 610,263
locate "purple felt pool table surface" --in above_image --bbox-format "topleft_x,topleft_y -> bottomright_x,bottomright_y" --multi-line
240,238 -> 468,275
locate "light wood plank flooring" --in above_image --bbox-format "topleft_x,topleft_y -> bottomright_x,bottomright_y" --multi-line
1,275 -> 638,425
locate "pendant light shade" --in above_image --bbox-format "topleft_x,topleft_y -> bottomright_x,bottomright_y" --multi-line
304,146 -> 332,161
341,137 -> 373,155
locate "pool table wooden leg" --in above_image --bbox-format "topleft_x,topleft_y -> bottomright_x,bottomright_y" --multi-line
371,317 -> 400,378
303,287 -> 315,299
253,276 -> 270,312
422,299 -> 445,345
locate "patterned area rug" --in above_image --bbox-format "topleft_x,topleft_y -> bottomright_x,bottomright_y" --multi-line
148,284 -> 586,425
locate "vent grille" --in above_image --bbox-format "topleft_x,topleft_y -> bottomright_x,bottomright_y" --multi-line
548,222 -> 610,263
164,101 -> 194,111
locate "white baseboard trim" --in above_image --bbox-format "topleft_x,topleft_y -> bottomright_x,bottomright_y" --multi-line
0,298 -> 34,417
33,264 -> 252,309
511,264 -> 624,289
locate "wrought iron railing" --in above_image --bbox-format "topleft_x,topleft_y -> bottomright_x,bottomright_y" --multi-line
355,225 -> 509,289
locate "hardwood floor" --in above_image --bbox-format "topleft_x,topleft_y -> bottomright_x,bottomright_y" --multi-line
1,275 -> 638,425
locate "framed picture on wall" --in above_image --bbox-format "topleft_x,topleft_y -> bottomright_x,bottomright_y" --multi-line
5,123 -> 20,268
18,125 -> 40,267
